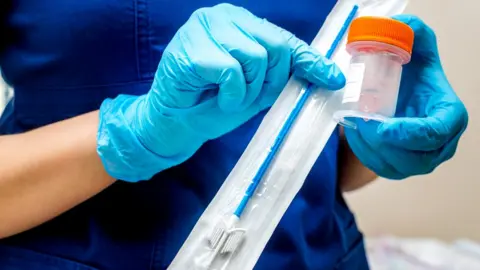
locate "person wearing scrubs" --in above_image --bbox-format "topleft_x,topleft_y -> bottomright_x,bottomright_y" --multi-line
0,1 -> 468,269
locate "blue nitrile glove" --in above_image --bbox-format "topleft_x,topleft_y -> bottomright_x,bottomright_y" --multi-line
344,15 -> 468,180
97,4 -> 346,182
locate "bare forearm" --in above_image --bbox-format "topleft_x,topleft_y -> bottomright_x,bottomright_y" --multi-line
0,111 -> 115,238
338,127 -> 377,192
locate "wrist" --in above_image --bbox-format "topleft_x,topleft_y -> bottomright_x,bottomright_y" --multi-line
96,94 -> 206,182
338,128 -> 378,192
96,95 -> 167,182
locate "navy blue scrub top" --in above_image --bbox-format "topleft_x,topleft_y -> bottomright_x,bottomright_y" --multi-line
0,0 -> 369,269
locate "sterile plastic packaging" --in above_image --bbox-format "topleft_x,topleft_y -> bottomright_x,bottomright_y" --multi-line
334,16 -> 414,128
168,1 -> 408,270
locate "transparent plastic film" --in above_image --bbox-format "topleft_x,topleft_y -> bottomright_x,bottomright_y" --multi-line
168,1 -> 408,270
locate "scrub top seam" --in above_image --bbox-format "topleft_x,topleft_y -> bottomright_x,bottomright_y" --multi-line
134,0 -> 141,80
145,0 -> 153,77
136,0 -> 151,80
149,237 -> 157,270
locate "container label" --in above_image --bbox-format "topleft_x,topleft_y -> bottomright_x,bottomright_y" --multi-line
342,63 -> 365,103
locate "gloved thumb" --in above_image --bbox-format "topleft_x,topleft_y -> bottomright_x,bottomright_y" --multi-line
392,14 -> 440,65
287,34 -> 346,90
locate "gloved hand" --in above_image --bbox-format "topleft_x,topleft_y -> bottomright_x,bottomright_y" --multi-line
344,15 -> 468,180
97,3 -> 345,182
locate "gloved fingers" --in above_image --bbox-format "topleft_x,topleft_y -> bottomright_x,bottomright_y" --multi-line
241,18 -> 292,107
151,56 -> 218,111
344,119 -> 403,179
183,10 -> 249,112
431,120 -> 466,165
287,34 -> 346,90
426,130 -> 465,160
348,118 -> 442,179
232,10 -> 342,103
242,15 -> 345,91
375,145 -> 439,177
372,123 -> 462,176
392,14 -> 440,65
355,119 -> 437,179
214,22 -> 269,110
377,100 -> 468,151
214,57 -> 250,113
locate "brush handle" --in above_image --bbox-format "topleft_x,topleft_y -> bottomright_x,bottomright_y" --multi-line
233,86 -> 311,218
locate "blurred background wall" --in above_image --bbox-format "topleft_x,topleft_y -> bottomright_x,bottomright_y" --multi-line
346,0 -> 480,241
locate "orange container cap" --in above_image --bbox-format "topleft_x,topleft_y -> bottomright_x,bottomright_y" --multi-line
347,16 -> 414,55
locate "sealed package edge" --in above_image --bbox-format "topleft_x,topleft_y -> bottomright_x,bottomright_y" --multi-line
168,0 -> 409,269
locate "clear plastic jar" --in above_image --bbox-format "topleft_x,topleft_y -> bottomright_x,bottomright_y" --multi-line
334,16 -> 414,128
